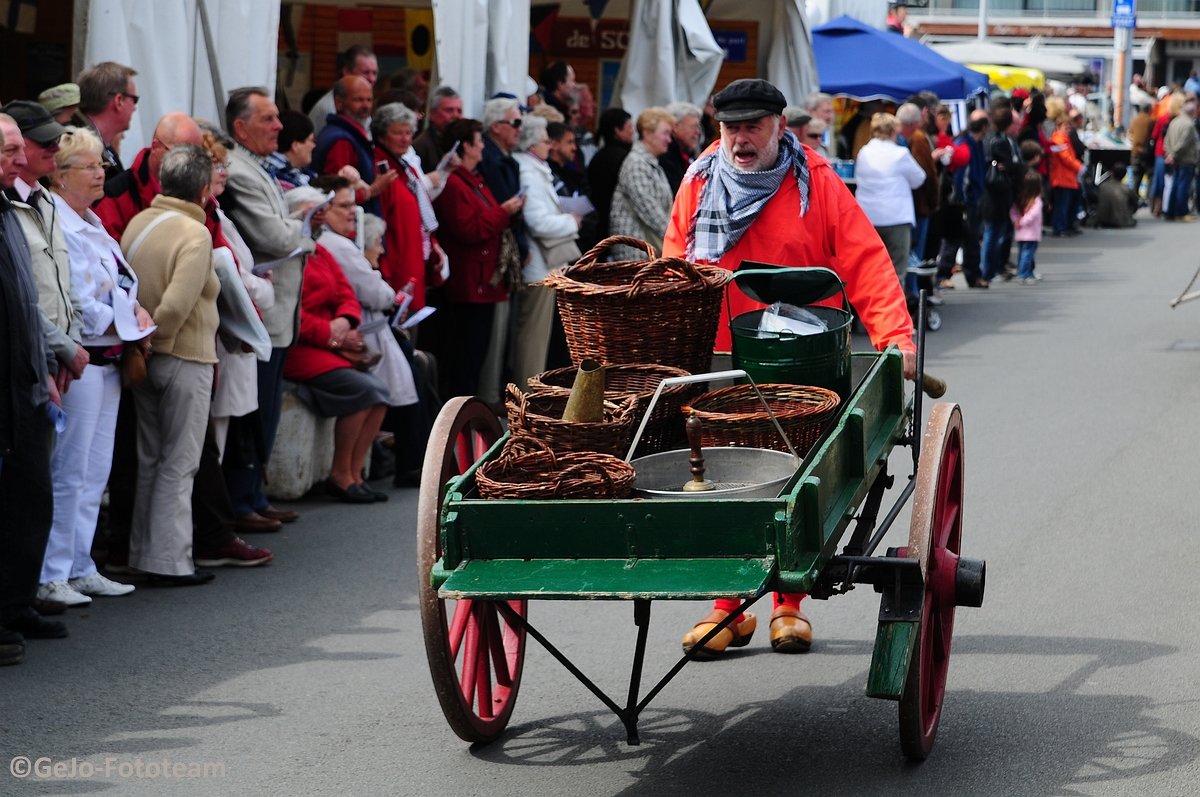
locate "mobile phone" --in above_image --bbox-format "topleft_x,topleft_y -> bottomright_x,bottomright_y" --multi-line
516,188 -> 527,199
376,160 -> 389,174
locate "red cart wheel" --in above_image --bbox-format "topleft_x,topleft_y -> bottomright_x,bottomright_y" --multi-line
898,402 -> 964,760
417,397 -> 526,744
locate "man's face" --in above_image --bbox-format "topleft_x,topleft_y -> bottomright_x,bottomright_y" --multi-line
22,136 -> 59,181
720,115 -> 784,172
812,100 -> 834,125
673,114 -> 703,152
557,66 -> 577,100
490,107 -> 522,152
351,55 -> 379,86
430,96 -> 464,130
549,131 -> 576,164
340,77 -> 373,121
237,94 -> 283,156
899,121 -> 918,140
0,122 -> 27,188
115,77 -> 138,133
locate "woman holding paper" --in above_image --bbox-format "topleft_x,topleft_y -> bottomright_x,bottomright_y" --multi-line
39,127 -> 151,605
311,176 -> 418,410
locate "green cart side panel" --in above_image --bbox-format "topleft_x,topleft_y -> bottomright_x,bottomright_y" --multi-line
865,620 -> 919,700
438,556 -> 776,600
445,498 -> 785,564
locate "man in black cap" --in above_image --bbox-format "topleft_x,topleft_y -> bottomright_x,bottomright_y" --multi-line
0,103 -> 86,398
663,78 -> 915,659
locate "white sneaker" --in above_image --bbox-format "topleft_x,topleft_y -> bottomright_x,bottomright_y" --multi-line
69,573 -> 135,597
37,580 -> 92,607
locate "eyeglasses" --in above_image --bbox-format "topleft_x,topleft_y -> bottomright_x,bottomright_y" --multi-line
500,118 -> 522,129
212,161 -> 230,173
121,92 -> 139,105
62,162 -> 105,173
806,134 -> 822,141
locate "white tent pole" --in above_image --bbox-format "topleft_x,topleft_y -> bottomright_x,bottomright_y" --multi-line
978,0 -> 987,41
196,0 -> 225,114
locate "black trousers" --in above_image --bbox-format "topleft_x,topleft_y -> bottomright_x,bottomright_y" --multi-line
0,408 -> 53,611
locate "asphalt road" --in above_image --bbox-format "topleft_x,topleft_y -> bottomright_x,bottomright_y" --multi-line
4,215 -> 1200,796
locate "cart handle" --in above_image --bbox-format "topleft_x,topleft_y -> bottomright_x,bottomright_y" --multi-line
624,370 -> 801,463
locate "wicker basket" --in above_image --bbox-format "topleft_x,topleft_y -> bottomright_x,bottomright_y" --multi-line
542,236 -> 732,376
682,384 -> 841,456
505,384 -> 637,457
527,363 -> 698,456
478,439 -> 635,500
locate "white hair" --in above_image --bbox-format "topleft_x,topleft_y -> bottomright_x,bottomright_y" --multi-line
361,212 -> 386,250
483,97 -> 520,129
664,101 -> 702,122
896,103 -> 922,126
517,114 -> 548,151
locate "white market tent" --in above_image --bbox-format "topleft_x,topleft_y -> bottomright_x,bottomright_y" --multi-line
929,40 -> 1087,79
80,0 -> 823,156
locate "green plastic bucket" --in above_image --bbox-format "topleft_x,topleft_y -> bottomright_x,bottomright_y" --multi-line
729,264 -> 853,398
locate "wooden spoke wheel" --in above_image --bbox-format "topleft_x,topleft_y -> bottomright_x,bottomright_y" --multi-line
898,403 -> 964,760
417,397 -> 526,744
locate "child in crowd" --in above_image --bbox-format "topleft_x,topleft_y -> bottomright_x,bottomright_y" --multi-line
1011,170 -> 1044,284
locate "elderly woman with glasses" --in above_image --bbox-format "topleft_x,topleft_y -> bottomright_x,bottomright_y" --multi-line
282,182 -> 391,504
370,103 -> 447,311
35,127 -> 151,605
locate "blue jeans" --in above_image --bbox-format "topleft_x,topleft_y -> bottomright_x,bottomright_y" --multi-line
981,217 -> 1013,280
1151,156 -> 1166,202
1017,241 -> 1038,280
1166,164 -> 1195,218
912,216 -> 930,262
1052,187 -> 1074,234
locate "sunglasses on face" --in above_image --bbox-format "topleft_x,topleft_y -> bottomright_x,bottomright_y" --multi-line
501,118 -> 522,129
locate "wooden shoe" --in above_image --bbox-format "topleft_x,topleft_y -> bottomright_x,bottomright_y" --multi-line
681,609 -> 757,658
769,606 -> 812,653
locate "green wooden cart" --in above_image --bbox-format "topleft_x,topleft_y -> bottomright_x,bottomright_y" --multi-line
417,344 -> 985,760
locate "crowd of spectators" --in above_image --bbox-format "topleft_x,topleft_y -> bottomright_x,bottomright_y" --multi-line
3,40 -> 1199,667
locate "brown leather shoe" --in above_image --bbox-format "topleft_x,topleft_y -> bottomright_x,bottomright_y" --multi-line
258,505 -> 299,524
32,598 -> 67,616
769,606 -> 813,653
681,609 -> 757,658
235,512 -> 283,533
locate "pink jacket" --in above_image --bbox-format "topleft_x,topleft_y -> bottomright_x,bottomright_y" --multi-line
1010,197 -> 1043,242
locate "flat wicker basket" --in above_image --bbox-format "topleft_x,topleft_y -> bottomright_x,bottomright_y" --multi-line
682,384 -> 841,456
526,363 -> 698,456
542,236 -> 732,376
505,384 -> 637,457
477,439 -> 635,500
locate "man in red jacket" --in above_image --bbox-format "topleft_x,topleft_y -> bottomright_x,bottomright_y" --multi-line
662,78 -> 915,658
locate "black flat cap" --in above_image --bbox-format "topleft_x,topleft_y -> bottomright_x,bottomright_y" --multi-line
712,79 -> 787,123
2,100 -> 67,145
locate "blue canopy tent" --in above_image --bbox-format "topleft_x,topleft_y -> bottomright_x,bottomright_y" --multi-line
812,16 -> 989,102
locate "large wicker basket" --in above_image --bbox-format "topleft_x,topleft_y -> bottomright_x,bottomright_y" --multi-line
477,439 -> 635,500
527,363 -> 698,457
542,236 -> 732,376
682,384 -> 841,456
505,384 -> 637,457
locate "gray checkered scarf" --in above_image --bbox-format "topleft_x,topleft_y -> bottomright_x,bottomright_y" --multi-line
685,129 -> 810,262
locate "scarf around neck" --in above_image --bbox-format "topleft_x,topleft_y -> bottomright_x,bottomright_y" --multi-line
685,129 -> 810,262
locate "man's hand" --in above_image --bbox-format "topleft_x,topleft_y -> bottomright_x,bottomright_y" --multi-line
902,349 -> 916,381
64,343 -> 89,379
501,195 -> 525,215
54,368 -> 72,396
47,375 -> 62,408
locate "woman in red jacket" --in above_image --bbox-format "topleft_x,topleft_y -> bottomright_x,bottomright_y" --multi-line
432,118 -> 524,398
283,187 -> 390,504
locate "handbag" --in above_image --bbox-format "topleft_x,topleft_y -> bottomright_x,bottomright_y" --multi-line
335,345 -> 383,372
491,227 -> 523,292
536,234 -> 582,269
121,344 -> 147,388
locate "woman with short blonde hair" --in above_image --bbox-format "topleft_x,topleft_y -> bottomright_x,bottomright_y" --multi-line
870,112 -> 900,140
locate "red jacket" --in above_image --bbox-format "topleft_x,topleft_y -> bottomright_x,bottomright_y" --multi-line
283,244 -> 363,382
662,145 -> 914,354
96,147 -> 160,241
432,167 -> 511,304
1048,129 -> 1083,190
375,144 -> 431,309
